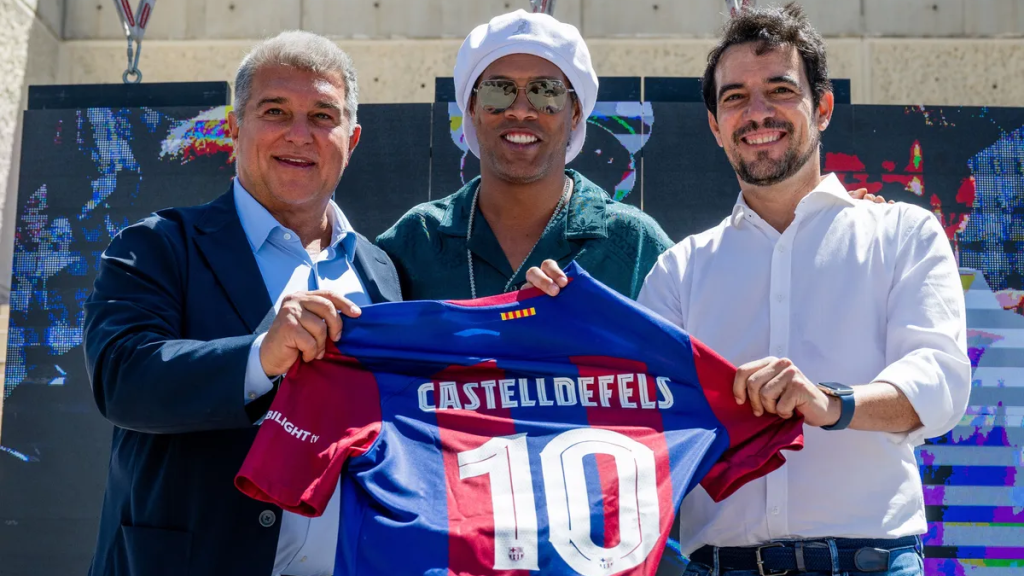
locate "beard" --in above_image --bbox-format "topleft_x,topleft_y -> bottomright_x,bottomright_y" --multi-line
730,118 -> 820,187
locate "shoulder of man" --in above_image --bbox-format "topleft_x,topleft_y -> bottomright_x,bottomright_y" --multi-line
109,205 -> 190,252
889,200 -> 952,248
847,196 -> 948,248
90,201 -> 217,311
102,189 -> 236,263
375,194 -> 455,246
352,231 -> 395,263
886,199 -> 940,227
655,213 -> 737,272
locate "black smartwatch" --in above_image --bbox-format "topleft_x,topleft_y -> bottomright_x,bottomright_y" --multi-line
817,381 -> 856,431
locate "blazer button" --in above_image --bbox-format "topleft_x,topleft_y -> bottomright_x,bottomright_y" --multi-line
259,510 -> 276,528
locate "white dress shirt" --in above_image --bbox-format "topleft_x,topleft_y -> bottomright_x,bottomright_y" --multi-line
638,173 -> 971,554
234,179 -> 371,576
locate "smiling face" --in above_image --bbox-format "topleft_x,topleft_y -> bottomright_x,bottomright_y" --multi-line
708,43 -> 833,187
470,54 -> 581,185
228,64 -> 361,212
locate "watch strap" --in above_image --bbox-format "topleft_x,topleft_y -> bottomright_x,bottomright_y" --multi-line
821,389 -> 856,431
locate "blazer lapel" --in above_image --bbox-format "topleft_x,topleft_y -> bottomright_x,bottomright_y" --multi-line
352,235 -> 401,304
193,188 -> 274,333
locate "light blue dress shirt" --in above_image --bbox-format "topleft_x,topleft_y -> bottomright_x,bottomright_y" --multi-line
234,179 -> 369,576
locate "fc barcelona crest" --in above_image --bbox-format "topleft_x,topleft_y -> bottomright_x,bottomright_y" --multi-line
508,547 -> 525,562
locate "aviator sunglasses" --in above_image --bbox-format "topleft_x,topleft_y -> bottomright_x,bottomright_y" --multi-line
473,79 -> 576,114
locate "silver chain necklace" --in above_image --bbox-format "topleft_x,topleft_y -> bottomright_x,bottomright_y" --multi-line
467,175 -> 573,299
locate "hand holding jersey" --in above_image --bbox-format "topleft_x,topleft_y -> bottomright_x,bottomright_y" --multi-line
259,289 -> 362,377
732,357 -> 840,425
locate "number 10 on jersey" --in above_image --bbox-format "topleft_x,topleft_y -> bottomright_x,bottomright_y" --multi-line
457,428 -> 661,576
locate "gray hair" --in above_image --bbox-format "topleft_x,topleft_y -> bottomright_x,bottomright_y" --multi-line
234,30 -> 359,132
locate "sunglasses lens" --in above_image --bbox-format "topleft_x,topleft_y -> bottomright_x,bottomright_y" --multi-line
526,80 -> 569,114
476,80 -> 517,113
475,79 -> 569,114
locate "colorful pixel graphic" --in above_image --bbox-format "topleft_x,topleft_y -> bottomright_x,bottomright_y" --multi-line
823,108 -> 1024,573
159,105 -> 233,164
922,271 -> 1024,574
5,107 -> 236,398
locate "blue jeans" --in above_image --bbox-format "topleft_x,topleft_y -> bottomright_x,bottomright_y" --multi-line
682,539 -> 924,576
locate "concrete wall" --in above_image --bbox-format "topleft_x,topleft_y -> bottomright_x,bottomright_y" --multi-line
57,0 -> 1024,40
53,35 -> 1024,107
2,0 -> 60,303
0,0 -> 61,413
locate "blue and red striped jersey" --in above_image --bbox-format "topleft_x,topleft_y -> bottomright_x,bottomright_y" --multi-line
236,263 -> 803,576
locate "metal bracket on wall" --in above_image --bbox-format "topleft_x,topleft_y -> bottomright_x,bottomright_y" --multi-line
530,0 -> 555,15
110,0 -> 158,83
726,0 -> 757,17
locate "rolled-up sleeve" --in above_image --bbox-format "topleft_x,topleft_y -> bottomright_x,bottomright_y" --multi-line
874,210 -> 971,445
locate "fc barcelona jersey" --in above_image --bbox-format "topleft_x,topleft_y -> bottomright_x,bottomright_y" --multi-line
236,263 -> 804,576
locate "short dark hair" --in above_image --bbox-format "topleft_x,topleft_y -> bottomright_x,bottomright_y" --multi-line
702,2 -> 831,117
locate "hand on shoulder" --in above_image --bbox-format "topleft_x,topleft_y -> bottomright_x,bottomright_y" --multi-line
847,187 -> 895,204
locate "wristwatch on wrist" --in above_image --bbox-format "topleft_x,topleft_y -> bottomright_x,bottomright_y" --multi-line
817,381 -> 856,431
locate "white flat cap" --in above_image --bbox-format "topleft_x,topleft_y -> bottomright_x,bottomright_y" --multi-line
454,9 -> 599,164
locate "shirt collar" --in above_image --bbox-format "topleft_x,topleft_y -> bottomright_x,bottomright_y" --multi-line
232,178 -> 357,259
730,173 -> 854,227
437,169 -> 609,240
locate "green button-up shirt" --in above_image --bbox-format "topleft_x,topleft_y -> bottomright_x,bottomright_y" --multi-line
376,170 -> 673,301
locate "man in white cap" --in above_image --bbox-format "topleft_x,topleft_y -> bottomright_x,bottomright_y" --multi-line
376,10 -> 672,300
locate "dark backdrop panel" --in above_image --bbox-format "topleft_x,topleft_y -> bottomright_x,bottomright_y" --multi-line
335,103 -> 431,238
832,79 -> 851,104
29,81 -> 231,110
1,105 -> 238,575
642,102 -> 738,241
430,102 -> 469,200
644,77 -> 703,103
642,77 -> 850,104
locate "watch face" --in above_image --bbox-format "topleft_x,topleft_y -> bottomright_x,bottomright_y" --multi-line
818,381 -> 854,396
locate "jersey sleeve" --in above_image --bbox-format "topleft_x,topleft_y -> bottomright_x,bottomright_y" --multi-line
235,347 -> 383,517
690,337 -> 805,502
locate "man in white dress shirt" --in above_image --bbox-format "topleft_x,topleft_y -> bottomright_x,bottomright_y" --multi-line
527,4 -> 970,575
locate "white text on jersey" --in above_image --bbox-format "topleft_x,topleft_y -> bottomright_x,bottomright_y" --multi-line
417,373 -> 675,413
265,410 -> 320,443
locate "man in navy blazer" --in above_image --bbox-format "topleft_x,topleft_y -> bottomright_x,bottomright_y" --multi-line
83,31 -> 400,576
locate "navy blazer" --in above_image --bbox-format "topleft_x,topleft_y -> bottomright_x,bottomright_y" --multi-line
83,188 -> 401,576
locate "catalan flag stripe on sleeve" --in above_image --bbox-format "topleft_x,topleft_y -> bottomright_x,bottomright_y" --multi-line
500,308 -> 536,321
